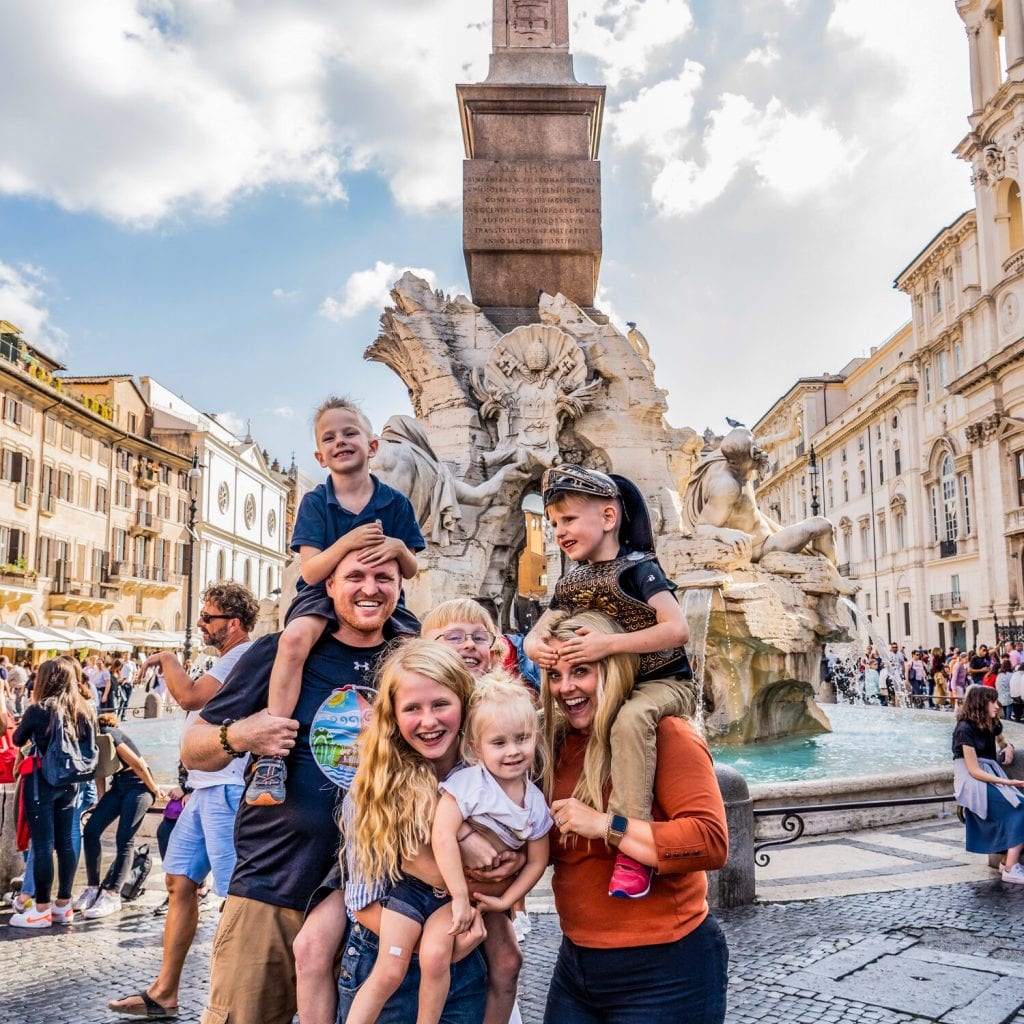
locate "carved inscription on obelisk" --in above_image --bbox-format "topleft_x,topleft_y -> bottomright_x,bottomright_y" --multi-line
492,0 -> 568,50
464,162 -> 601,251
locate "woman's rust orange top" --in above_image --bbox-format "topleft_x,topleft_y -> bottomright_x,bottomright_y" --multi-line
550,718 -> 728,949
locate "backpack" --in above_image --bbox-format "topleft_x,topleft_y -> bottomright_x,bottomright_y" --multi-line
40,715 -> 99,787
120,843 -> 152,901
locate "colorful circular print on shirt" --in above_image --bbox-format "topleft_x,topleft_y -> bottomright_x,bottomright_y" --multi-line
309,686 -> 375,789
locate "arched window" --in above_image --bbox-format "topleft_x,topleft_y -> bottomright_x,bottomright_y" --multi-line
243,558 -> 252,589
266,566 -> 274,594
1010,181 -> 1024,253
954,342 -> 964,376
827,479 -> 834,510
941,453 -> 957,541
932,281 -> 942,315
216,549 -> 226,581
893,444 -> 902,476
842,473 -> 849,503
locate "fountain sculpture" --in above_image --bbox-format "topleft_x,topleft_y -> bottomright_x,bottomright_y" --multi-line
317,0 -> 856,743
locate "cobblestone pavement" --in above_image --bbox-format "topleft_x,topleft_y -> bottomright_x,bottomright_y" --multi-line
2,876 -> 1023,1023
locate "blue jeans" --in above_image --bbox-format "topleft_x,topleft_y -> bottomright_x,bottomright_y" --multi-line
22,775 -> 77,904
543,914 -> 729,1024
83,774 -> 154,891
336,920 -> 487,1024
22,780 -> 95,898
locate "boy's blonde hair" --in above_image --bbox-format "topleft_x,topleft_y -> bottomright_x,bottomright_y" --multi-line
539,610 -> 638,807
312,395 -> 373,440
422,598 -> 498,639
462,672 -> 544,777
544,491 -> 624,536
349,639 -> 475,885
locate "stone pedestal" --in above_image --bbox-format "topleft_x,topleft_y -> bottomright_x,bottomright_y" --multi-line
457,58 -> 604,310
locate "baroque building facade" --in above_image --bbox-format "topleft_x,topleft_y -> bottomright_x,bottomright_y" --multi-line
0,322 -> 192,645
756,0 -> 1024,651
0,321 -> 289,652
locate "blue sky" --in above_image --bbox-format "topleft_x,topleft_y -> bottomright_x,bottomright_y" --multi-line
0,0 -> 973,474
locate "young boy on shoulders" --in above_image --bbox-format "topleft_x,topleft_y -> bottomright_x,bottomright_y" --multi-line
246,396 -> 424,807
524,464 -> 692,898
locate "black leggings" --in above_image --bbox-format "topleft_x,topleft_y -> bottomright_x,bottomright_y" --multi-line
23,776 -> 78,904
83,775 -> 154,892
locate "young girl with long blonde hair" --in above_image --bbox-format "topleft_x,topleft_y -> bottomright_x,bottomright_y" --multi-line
344,646 -> 548,1024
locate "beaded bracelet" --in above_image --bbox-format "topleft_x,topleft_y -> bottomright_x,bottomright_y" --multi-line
219,719 -> 245,759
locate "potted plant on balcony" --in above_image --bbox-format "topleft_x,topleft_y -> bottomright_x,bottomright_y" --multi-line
0,557 -> 38,579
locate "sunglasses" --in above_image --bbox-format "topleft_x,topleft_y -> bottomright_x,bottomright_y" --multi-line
542,465 -> 619,505
197,612 -> 234,624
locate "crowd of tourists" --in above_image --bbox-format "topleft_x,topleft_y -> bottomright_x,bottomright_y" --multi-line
0,394 -> 730,1024
827,639 -> 1024,716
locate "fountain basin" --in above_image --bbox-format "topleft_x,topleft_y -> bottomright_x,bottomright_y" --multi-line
717,707 -> 1024,838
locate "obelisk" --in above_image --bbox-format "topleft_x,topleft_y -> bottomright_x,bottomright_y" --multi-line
457,0 -> 605,319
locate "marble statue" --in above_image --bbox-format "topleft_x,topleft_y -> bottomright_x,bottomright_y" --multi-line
684,428 -> 837,565
373,415 -> 533,546
471,324 -> 599,467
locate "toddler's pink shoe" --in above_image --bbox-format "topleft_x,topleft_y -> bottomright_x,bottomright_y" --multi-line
609,853 -> 652,898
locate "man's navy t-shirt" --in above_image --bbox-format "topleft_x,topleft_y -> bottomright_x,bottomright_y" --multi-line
199,631 -> 389,911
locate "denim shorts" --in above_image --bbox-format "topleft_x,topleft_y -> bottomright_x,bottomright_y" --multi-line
162,784 -> 243,896
337,920 -> 486,1024
383,874 -> 451,926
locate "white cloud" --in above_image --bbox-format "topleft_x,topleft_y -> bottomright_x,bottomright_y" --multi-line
0,261 -> 68,359
743,44 -> 780,66
619,91 -> 861,217
609,62 -> 705,162
272,405 -> 296,419
319,261 -> 438,321
0,0 -> 491,225
213,411 -> 247,437
272,288 -> 299,303
573,0 -> 694,87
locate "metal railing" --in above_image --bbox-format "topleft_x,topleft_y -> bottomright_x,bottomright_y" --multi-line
836,562 -> 851,577
930,591 -> 966,611
752,793 -> 956,866
939,539 -> 957,558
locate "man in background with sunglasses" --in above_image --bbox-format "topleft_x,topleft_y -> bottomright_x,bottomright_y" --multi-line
109,581 -> 258,1020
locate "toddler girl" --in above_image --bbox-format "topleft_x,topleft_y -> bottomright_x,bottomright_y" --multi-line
347,675 -> 551,1024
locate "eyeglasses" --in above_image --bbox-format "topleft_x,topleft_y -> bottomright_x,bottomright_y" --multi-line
542,465 -> 619,505
197,612 -> 233,624
437,630 -> 495,647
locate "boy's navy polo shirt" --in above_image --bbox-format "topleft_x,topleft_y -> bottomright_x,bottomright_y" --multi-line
290,473 -> 424,591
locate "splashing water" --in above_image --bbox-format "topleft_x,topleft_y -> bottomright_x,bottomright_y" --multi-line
834,596 -> 912,708
682,587 -> 714,689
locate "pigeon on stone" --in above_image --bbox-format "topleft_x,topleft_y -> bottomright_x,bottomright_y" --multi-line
725,417 -> 746,429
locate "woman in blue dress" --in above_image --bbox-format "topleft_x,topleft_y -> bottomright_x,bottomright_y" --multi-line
953,685 -> 1024,884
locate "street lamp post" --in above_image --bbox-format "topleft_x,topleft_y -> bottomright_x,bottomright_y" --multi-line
809,444 -> 821,517
183,448 -> 202,664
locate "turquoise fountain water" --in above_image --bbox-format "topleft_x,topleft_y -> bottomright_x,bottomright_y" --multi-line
711,704 -> 954,784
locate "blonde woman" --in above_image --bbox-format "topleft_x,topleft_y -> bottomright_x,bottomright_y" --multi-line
541,610 -> 729,1024
338,640 -> 521,1024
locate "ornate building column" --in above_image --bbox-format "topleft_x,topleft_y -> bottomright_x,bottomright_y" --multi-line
1005,0 -> 1024,69
967,23 -> 985,113
981,10 -> 1002,101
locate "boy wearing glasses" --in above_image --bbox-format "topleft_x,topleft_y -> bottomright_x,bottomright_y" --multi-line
247,396 -> 424,807
525,465 -> 692,898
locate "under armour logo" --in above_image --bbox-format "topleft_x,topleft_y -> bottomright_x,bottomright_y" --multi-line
353,660 -> 371,672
